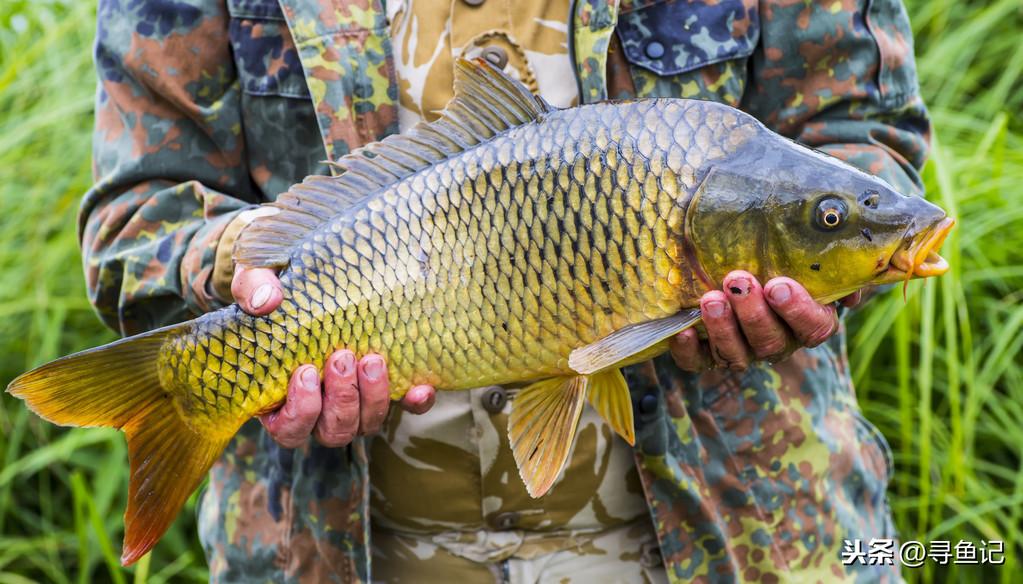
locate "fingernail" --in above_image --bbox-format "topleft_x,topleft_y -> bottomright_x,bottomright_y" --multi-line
727,278 -> 750,296
409,386 -> 427,402
335,352 -> 356,377
705,301 -> 725,318
301,366 -> 318,387
363,357 -> 384,382
769,283 -> 791,304
251,283 -> 273,309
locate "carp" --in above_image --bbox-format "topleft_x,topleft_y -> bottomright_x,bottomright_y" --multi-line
7,59 -> 953,564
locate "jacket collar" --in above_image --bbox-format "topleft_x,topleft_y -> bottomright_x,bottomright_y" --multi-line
570,0 -> 620,104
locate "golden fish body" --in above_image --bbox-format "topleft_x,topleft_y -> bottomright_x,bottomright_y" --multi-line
161,97 -> 754,422
7,59 -> 953,564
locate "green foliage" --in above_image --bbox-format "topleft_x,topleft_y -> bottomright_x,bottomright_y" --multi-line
0,0 -> 1019,582
846,0 -> 1023,581
0,1 -> 204,582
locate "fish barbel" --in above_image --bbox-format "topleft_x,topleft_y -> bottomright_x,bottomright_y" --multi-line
7,59 -> 953,564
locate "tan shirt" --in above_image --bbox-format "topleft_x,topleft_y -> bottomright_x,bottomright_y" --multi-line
370,0 -> 648,551
388,0 -> 580,132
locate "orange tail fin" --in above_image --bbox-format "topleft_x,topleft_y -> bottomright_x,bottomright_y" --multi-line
6,323 -> 239,565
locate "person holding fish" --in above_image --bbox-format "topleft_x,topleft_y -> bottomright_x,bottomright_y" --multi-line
8,0 -> 944,582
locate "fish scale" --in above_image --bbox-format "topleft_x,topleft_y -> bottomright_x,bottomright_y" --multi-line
8,58 -> 954,564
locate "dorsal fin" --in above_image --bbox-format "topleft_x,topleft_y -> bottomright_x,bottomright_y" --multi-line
234,58 -> 553,268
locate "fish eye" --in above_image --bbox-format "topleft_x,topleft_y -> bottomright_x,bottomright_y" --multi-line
815,198 -> 847,230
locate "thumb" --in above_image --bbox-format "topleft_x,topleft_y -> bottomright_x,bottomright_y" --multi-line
399,385 -> 436,415
232,265 -> 283,316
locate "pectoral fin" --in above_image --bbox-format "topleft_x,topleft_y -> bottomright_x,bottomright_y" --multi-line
588,368 -> 635,445
508,376 -> 589,498
568,309 -> 703,375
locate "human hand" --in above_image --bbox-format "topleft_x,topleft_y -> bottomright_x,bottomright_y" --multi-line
669,270 -> 863,372
232,265 -> 436,448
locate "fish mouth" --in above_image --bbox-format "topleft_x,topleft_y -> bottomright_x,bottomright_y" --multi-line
880,217 -> 955,287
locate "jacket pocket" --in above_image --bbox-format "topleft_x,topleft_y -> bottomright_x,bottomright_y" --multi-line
616,0 -> 760,76
226,0 -> 309,98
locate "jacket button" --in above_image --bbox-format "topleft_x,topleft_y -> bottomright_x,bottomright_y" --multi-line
463,0 -> 485,5
492,511 -> 520,530
481,387 -> 507,414
639,392 -> 658,414
644,41 -> 665,59
640,541 -> 663,569
481,46 -> 508,69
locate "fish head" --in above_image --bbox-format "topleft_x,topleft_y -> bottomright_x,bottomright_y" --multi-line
763,174 -> 954,302
686,133 -> 954,303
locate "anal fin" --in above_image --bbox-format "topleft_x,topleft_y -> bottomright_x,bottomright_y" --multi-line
508,376 -> 589,498
587,369 -> 635,446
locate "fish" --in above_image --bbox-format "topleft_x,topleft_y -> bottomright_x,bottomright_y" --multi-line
6,58 -> 953,564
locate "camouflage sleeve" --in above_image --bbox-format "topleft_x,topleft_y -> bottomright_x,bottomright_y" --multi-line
81,0 -> 259,336
741,0 -> 931,195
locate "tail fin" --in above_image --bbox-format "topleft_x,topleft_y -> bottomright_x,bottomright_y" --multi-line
7,323 -> 238,565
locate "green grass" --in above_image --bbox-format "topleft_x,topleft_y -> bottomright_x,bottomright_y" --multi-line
0,0 -> 1021,582
0,1 -> 205,582
846,1 -> 1023,581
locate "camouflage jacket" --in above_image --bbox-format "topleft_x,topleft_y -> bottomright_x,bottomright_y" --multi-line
84,0 -> 929,582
